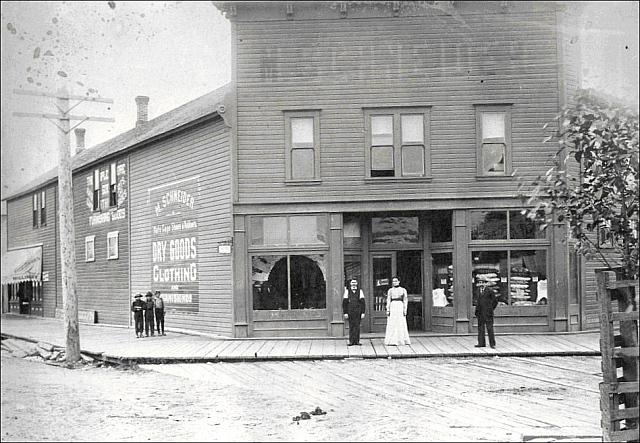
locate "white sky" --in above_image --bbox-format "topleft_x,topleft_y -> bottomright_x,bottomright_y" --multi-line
1,1 -> 638,201
1,1 -> 231,200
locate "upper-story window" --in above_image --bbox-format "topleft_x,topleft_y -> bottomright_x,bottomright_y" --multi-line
40,190 -> 46,226
476,105 -> 512,177
32,194 -> 39,228
109,162 -> 117,207
93,169 -> 100,211
284,110 -> 321,182
85,236 -> 95,262
365,107 -> 431,179
107,231 -> 119,260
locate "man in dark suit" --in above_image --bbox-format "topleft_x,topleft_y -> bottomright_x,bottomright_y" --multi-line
475,281 -> 498,348
342,278 -> 366,346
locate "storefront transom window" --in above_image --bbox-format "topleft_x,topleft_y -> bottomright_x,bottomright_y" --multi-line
470,210 -> 544,240
251,215 -> 327,246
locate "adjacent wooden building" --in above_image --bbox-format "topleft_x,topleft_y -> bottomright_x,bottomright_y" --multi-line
3,1 -> 602,338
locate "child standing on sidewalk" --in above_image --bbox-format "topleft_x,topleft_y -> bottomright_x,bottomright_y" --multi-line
154,291 -> 165,336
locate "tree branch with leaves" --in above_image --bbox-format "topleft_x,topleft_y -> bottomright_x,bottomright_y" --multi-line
519,89 -> 639,280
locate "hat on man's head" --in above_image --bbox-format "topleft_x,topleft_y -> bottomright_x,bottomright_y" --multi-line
145,291 -> 153,297
134,293 -> 142,298
154,290 -> 161,295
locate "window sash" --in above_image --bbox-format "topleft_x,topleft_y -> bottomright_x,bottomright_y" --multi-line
107,232 -> 119,259
476,106 -> 512,176
40,191 -> 46,226
366,108 -> 430,178
32,194 -> 38,228
285,111 -> 320,181
85,236 -> 95,262
93,169 -> 100,211
109,163 -> 117,207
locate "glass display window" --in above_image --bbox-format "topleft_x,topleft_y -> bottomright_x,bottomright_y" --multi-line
432,253 -> 453,307
252,254 -> 326,311
472,250 -> 508,306
472,249 -> 547,307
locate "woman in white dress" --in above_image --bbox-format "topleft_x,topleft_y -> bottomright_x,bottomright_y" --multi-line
384,277 -> 411,346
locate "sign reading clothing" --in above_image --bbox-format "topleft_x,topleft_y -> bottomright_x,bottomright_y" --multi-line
149,177 -> 200,314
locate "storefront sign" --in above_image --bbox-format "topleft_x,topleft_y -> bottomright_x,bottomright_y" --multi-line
149,177 -> 200,314
89,208 -> 126,226
1,247 -> 42,285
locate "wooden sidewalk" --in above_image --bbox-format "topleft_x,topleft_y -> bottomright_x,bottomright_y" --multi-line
1,314 -> 600,364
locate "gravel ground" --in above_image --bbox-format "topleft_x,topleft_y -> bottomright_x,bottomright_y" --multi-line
1,349 -> 602,442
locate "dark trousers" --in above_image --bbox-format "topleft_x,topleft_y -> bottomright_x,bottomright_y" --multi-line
144,311 -> 155,336
477,316 -> 496,347
134,314 -> 144,336
155,309 -> 165,334
348,312 -> 362,345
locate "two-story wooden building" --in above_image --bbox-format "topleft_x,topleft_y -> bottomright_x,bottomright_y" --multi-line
4,1 -> 598,338
218,0 -> 590,337
4,86 -> 236,336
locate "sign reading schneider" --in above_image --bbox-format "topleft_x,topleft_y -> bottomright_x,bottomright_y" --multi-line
150,177 -> 200,314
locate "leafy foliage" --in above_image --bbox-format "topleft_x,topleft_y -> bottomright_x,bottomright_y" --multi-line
520,89 -> 639,279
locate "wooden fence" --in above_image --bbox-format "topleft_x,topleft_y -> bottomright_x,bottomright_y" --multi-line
596,269 -> 639,442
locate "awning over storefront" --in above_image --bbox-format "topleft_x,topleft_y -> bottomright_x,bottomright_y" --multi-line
1,246 -> 42,285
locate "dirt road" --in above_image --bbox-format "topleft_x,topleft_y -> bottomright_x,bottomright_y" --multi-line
1,350 -> 602,441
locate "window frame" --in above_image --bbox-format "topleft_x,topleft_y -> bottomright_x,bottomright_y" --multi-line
109,162 -> 117,207
364,107 -> 431,180
85,235 -> 95,262
469,209 -> 547,243
249,214 -> 329,250
40,190 -> 46,226
32,193 -> 39,228
92,169 -> 100,211
475,104 -> 513,178
284,110 -> 321,184
251,252 -> 328,311
107,231 -> 119,260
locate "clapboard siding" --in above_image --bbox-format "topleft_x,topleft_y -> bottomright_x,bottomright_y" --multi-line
6,184 -> 58,318
73,158 -> 130,326
129,117 -> 233,336
233,11 -> 562,204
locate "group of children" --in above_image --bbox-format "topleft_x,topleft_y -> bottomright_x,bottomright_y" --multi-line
131,291 -> 166,338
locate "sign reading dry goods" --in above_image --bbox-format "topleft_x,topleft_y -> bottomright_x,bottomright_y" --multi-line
149,177 -> 200,314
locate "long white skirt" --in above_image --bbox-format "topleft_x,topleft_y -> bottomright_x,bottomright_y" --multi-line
384,300 -> 411,346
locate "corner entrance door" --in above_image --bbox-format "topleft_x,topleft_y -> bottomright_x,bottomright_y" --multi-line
371,253 -> 395,333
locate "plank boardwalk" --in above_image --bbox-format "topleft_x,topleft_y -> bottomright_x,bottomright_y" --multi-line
0,315 -> 600,364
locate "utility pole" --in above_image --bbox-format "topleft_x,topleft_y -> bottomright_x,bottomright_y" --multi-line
13,87 -> 114,363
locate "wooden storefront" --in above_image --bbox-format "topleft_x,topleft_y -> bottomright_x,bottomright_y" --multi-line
234,205 -> 574,337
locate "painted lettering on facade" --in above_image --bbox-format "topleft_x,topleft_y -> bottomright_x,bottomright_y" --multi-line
117,163 -> 128,207
89,208 -> 126,226
149,177 -> 200,314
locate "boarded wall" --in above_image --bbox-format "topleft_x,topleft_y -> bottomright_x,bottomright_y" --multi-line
234,10 -> 563,205
72,158 -> 130,325
129,117 -> 234,336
